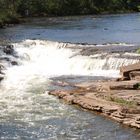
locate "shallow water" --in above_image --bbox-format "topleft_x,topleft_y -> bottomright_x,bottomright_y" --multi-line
0,79 -> 140,140
0,14 -> 140,140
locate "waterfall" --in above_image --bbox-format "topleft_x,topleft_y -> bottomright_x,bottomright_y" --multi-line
11,39 -> 139,76
0,39 -> 139,138
1,39 -> 140,91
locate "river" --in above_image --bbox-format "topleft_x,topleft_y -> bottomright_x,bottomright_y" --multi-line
0,13 -> 140,140
0,13 -> 140,44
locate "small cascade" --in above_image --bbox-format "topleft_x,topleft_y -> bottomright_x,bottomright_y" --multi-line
0,39 -> 139,122
10,39 -> 140,78
0,39 -> 140,139
82,54 -> 140,70
1,39 -> 140,93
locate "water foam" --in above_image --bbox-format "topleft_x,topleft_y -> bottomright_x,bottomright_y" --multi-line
0,39 -> 139,126
7,40 -> 139,79
1,39 -> 139,90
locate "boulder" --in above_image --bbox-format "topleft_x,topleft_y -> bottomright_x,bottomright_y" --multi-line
120,62 -> 140,80
129,71 -> 140,80
0,74 -> 4,81
3,45 -> 14,55
11,61 -> 18,65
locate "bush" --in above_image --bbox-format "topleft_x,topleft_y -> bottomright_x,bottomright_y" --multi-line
136,48 -> 140,54
133,83 -> 140,89
0,12 -> 20,27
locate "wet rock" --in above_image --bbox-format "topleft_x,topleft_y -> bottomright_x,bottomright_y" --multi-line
49,78 -> 140,129
0,64 -> 5,81
11,61 -> 18,66
3,45 -> 14,55
103,28 -> 108,30
0,44 -> 18,82
0,74 -> 4,81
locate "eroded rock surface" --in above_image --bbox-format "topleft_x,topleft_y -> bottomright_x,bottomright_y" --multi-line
120,63 -> 140,80
49,79 -> 140,129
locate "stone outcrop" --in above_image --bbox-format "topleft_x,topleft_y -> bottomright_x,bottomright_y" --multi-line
3,45 -> 14,55
49,78 -> 140,129
120,62 -> 140,80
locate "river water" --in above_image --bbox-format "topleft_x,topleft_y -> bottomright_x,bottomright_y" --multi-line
1,13 -> 140,44
0,14 -> 140,140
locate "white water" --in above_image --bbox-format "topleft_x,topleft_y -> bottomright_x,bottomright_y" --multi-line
2,40 -> 140,90
1,40 -> 140,91
0,39 -> 140,139
0,40 -> 139,117
13,40 -> 140,72
1,39 -> 139,100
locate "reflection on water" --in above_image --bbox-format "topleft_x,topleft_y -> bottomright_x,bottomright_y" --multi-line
0,13 -> 140,44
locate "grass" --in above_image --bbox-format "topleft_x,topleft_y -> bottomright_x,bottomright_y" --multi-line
136,48 -> 140,54
108,96 -> 137,107
133,83 -> 140,89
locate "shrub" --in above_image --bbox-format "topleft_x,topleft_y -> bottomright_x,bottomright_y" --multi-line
136,48 -> 140,54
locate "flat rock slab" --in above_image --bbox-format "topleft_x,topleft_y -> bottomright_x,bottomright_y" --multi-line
75,80 -> 140,91
49,79 -> 140,129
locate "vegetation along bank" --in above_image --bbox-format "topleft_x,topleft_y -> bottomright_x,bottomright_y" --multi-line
0,0 -> 140,27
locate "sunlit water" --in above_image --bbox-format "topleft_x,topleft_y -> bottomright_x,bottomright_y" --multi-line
0,14 -> 140,140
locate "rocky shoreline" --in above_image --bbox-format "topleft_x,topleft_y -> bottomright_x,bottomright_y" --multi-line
49,64 -> 140,129
1,40 -> 140,129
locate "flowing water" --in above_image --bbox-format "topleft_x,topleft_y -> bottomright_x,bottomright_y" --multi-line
0,14 -> 140,140
1,13 -> 140,44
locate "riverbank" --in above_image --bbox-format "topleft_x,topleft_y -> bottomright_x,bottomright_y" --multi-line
1,39 -> 140,130
49,76 -> 140,129
42,41 -> 140,130
0,13 -> 21,28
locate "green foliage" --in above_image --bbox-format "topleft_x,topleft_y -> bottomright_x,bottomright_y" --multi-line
0,0 -> 20,27
15,0 -> 140,16
136,48 -> 140,54
133,83 -> 140,89
127,0 -> 140,11
109,96 -> 137,107
0,0 -> 140,27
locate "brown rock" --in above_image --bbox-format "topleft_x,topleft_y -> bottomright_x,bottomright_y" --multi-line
120,62 -> 140,80
129,71 -> 140,80
49,78 -> 140,129
110,84 -> 135,90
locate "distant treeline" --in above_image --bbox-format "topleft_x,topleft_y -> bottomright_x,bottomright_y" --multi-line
0,0 -> 140,26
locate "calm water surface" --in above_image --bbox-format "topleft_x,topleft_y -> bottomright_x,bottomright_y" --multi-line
0,13 -> 140,44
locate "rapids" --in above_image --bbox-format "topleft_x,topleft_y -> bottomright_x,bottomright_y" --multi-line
0,39 -> 140,139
